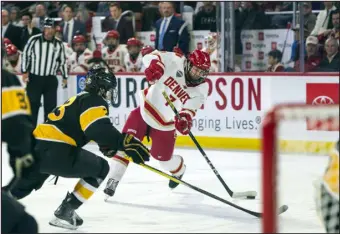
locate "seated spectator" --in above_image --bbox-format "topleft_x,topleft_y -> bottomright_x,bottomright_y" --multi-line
311,2 -> 337,36
317,9 -> 339,44
9,6 -> 23,27
241,2 -> 269,30
2,9 -> 21,49
193,2 -> 217,32
294,36 -> 321,72
102,3 -> 134,44
141,2 -> 162,31
60,5 -> 86,44
267,49 -> 285,72
296,2 -> 316,38
20,12 -> 41,51
318,37 -> 340,71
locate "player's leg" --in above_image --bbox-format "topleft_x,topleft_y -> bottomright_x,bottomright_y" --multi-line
104,106 -> 147,199
150,129 -> 186,189
36,141 -> 109,229
1,191 -> 38,234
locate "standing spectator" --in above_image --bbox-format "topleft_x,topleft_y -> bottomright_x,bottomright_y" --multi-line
318,37 -> 340,71
241,2 -> 269,30
9,6 -> 23,27
32,4 -> 47,31
311,1 -> 337,36
48,2 -> 62,18
296,2 -> 317,38
155,2 -> 190,55
21,18 -> 68,127
60,5 -> 86,45
267,49 -> 285,72
193,2 -> 217,32
20,12 -> 41,51
141,2 -> 162,31
2,9 -> 21,49
294,36 -> 321,72
317,9 -> 340,44
101,3 -> 134,44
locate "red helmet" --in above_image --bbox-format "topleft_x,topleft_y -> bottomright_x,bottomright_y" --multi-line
72,35 -> 86,44
106,30 -> 120,39
185,49 -> 211,85
6,44 -> 18,56
127,37 -> 142,47
141,45 -> 155,56
3,38 -> 12,46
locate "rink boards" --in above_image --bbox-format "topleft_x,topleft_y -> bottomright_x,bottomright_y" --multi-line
25,72 -> 338,153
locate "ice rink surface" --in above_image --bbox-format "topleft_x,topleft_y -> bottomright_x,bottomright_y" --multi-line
2,144 -> 328,233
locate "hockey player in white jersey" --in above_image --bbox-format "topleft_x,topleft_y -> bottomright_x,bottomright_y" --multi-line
55,26 -> 73,57
4,44 -> 21,74
101,30 -> 127,72
124,37 -> 144,72
103,49 -> 211,199
202,32 -> 218,72
67,35 -> 92,73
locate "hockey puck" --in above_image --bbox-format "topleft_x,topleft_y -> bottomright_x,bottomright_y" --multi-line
247,196 -> 256,199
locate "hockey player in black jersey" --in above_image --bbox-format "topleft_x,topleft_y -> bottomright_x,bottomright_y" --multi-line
1,42 -> 38,234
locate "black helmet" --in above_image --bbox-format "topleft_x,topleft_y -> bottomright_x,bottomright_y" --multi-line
85,64 -> 118,105
44,17 -> 55,28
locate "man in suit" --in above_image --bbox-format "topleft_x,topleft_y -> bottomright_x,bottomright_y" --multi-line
20,12 -> 41,51
2,9 -> 21,49
60,5 -> 86,44
101,3 -> 134,44
155,2 -> 190,55
32,4 -> 47,31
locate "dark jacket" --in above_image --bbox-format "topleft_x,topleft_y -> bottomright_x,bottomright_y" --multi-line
318,52 -> 340,71
60,19 -> 86,43
155,15 -> 190,55
101,16 -> 134,44
20,26 -> 41,51
4,23 -> 22,49
193,6 -> 217,31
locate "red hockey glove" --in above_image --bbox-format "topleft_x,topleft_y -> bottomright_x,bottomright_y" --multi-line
173,46 -> 184,56
145,59 -> 165,84
175,112 -> 192,135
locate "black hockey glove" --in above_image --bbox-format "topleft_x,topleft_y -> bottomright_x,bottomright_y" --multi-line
99,146 -> 117,158
119,133 -> 150,164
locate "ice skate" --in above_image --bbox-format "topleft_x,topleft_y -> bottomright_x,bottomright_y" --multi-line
104,178 -> 120,201
169,165 -> 186,189
49,193 -> 83,230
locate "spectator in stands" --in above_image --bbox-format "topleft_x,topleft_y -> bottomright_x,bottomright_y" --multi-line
267,49 -> 285,72
311,2 -> 337,36
96,2 -> 110,17
296,2 -> 316,38
9,6 -> 23,27
20,12 -> 41,51
101,3 -> 134,44
294,36 -> 321,72
193,2 -> 217,32
318,37 -> 340,71
271,2 -> 294,28
2,9 -> 21,49
155,2 -> 190,55
141,2 -> 162,31
32,4 -> 47,31
48,2 -> 62,18
119,2 -> 143,31
241,2 -> 269,30
60,5 -> 86,45
317,9 -> 340,44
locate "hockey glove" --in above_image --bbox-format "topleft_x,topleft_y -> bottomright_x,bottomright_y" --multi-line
119,133 -> 150,164
175,112 -> 193,135
145,59 -> 165,84
99,146 -> 117,158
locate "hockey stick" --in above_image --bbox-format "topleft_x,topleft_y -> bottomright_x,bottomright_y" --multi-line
124,156 -> 288,218
162,91 -> 257,199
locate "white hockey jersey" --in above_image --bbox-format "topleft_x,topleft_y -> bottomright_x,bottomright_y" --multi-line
101,45 -> 127,72
4,52 -> 22,74
67,48 -> 93,73
202,47 -> 218,72
124,53 -> 144,72
63,42 -> 74,57
140,50 -> 209,131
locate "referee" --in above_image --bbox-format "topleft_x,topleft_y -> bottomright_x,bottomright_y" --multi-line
21,18 -> 68,127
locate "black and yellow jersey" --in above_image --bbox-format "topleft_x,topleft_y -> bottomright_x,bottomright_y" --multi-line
1,69 -> 33,156
33,91 -> 123,150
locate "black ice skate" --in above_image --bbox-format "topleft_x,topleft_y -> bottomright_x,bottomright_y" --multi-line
169,165 -> 186,189
49,192 -> 83,230
104,178 -> 119,201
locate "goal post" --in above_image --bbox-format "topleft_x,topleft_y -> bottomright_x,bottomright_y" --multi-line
261,104 -> 339,233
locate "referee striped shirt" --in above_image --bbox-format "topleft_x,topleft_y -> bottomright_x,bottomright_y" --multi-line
21,33 -> 68,78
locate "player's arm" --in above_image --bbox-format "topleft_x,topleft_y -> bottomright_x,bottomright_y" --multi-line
142,51 -> 166,84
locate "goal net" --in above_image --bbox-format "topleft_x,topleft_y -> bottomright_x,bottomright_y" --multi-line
261,104 -> 339,233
